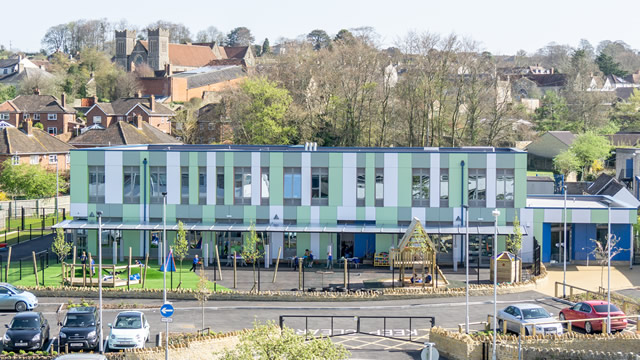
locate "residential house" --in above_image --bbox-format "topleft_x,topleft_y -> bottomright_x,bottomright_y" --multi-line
585,173 -> 640,207
69,115 -> 182,148
525,131 -> 575,172
84,94 -> 175,134
191,102 -> 233,144
0,57 -> 53,87
614,147 -> 640,197
0,121 -> 73,171
0,92 -> 78,135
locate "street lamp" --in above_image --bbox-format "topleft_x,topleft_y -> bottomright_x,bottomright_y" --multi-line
97,210 -> 104,354
491,208 -> 500,360
161,192 -> 168,360
463,204 -> 470,334
563,185 -> 567,297
604,198 -> 612,334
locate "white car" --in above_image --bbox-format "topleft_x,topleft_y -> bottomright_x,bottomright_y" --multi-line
107,311 -> 150,350
496,303 -> 563,336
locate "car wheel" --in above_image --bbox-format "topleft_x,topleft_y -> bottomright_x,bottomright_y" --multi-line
585,321 -> 592,334
14,301 -> 27,312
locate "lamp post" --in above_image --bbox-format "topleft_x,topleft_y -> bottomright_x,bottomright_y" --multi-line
161,192 -> 168,360
563,185 -> 567,297
491,208 -> 500,360
606,199 -> 612,334
463,205 -> 470,334
97,211 -> 104,354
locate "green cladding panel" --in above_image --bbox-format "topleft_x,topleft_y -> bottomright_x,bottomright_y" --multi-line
448,154 -> 468,208
397,154 -> 412,207
270,153 -> 283,206
70,151 -> 88,203
329,154 -> 342,207
224,152 -> 233,206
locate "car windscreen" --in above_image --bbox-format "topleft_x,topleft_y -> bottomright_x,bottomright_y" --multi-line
593,304 -> 621,313
64,314 -> 95,327
10,317 -> 39,330
521,308 -> 550,319
4,284 -> 23,294
114,315 -> 142,329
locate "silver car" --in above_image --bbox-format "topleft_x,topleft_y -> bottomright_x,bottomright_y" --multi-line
496,303 -> 563,335
0,283 -> 38,312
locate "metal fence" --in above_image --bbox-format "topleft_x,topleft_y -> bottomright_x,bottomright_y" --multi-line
0,208 -> 64,247
1,250 -> 60,285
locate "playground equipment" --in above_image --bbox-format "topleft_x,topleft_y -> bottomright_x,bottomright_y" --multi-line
62,247 -> 148,288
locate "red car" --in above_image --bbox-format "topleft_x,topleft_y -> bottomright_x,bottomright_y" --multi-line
559,300 -> 627,333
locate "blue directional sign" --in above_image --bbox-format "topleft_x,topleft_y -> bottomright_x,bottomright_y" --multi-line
160,304 -> 174,318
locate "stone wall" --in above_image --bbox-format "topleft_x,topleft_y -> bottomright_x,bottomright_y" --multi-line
122,332 -> 242,360
496,344 -> 640,360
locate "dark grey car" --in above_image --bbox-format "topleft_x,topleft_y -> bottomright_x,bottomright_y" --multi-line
2,312 -> 50,351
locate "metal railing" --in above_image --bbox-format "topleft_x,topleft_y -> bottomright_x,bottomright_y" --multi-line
555,282 -> 640,315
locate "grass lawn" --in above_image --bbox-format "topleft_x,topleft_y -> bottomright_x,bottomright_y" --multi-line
11,262 -> 229,292
0,214 -> 70,246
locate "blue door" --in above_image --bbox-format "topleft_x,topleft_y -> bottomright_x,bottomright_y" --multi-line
626,159 -> 634,178
354,234 -> 375,258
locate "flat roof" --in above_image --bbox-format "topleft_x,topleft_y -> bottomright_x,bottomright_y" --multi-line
526,195 -> 636,209
71,144 -> 524,154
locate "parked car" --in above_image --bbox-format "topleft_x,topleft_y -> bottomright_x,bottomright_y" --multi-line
2,312 -> 50,351
559,300 -> 627,333
0,283 -> 38,311
107,311 -> 150,350
59,307 -> 100,351
496,304 -> 563,335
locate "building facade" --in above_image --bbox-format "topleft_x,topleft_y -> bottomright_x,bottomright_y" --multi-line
58,145 -> 637,265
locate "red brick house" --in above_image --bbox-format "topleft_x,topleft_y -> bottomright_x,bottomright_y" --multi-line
84,95 -> 175,134
0,92 -> 78,135
0,121 -> 73,172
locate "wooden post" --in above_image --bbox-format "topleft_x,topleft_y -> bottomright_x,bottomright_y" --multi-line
214,245 -> 223,281
32,251 -> 39,286
233,251 -> 237,289
343,256 -> 347,289
432,252 -> 437,289
88,253 -> 93,287
300,257 -> 305,291
71,246 -> 76,285
422,254 -> 426,289
503,319 -> 507,334
6,246 -> 11,282
62,263 -> 65,286
568,320 -> 572,333
142,253 -> 149,288
127,247 -> 132,290
82,264 -> 86,286
113,265 -> 116,287
272,246 -> 282,283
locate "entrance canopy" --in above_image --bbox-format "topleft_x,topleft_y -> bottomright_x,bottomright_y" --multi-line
54,219 -> 527,235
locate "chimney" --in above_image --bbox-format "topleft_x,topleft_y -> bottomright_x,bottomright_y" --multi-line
135,114 -> 143,129
23,120 -> 33,136
150,94 -> 155,112
136,91 -> 142,98
92,95 -> 98,106
61,93 -> 66,108
165,64 -> 172,77
34,88 -> 40,95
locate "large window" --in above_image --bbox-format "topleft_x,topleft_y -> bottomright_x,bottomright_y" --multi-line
47,114 -> 57,120
30,155 -> 39,165
181,167 -> 189,204
283,232 -> 297,258
198,167 -> 206,205
356,168 -> 365,206
216,167 -> 224,204
283,167 -> 301,206
375,168 -> 384,207
123,166 -> 140,204
234,167 -> 251,205
88,166 -> 105,203
261,167 -> 270,205
311,167 -> 329,206
49,155 -> 58,164
11,156 -> 19,165
412,168 -> 429,206
496,169 -> 515,207
0,113 -> 8,120
440,169 -> 449,207
468,168 -> 486,207
48,127 -> 57,135
150,166 -> 166,204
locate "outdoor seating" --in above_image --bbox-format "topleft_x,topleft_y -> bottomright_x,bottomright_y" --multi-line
226,254 -> 247,267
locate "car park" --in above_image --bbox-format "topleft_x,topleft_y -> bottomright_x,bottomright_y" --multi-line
559,300 -> 627,333
59,307 -> 100,351
496,303 -> 563,335
107,311 -> 150,350
2,312 -> 50,351
0,283 -> 38,312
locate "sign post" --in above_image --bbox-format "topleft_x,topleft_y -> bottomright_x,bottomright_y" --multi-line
160,303 -> 174,359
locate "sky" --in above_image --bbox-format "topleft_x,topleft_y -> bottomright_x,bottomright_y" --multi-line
2,0 -> 640,55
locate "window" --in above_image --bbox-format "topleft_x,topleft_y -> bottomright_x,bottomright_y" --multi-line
34,114 -> 40,120
66,154 -> 70,164
11,156 -> 19,165
30,155 -> 39,165
123,166 -> 140,204
150,166 -> 167,204
48,127 -> 57,135
48,155 -> 57,164
356,167 -> 365,206
88,166 -> 105,203
311,167 -> 329,206
216,167 -> 225,203
261,167 -> 270,205
283,167 -> 302,206
234,167 -> 251,205
0,113 -> 8,120
411,168 -> 429,206
375,168 -> 384,207
198,167 -> 206,205
181,166 -> 189,204
93,116 -> 102,124
47,113 -> 57,120
199,123 -> 204,130
208,123 -> 214,130
283,232 -> 297,258
440,169 -> 449,207
496,169 -> 515,207
23,113 -> 30,119
468,168 -> 486,207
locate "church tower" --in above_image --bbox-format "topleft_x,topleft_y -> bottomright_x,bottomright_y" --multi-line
147,28 -> 170,71
115,30 -> 136,70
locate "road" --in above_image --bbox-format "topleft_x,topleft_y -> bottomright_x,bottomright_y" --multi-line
0,290 -> 572,359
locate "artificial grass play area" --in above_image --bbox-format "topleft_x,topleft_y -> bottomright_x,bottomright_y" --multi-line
11,262 -> 229,292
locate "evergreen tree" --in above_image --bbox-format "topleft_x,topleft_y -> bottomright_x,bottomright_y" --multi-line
596,53 -> 628,77
261,38 -> 270,55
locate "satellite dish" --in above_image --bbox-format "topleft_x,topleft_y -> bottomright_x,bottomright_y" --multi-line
421,343 -> 439,360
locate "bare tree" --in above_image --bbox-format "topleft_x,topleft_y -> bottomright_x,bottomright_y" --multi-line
590,235 -> 628,290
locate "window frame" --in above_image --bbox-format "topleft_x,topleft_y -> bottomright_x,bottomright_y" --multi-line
216,167 -> 225,204
180,166 -> 189,205
149,166 -> 167,204
311,167 -> 329,206
30,155 -> 39,165
440,169 -> 449,207
375,168 -> 384,207
47,113 -> 57,121
411,168 -> 429,207
93,116 -> 102,124
88,166 -> 106,203
356,167 -> 365,206
468,168 -> 487,207
260,167 -> 270,205
234,167 -> 252,205
496,168 -> 515,208
34,114 -> 40,120
11,155 -> 19,165
283,167 -> 302,206
48,154 -> 57,164
0,113 -> 8,120
47,127 -> 57,135
198,166 -> 206,205
123,165 -> 141,204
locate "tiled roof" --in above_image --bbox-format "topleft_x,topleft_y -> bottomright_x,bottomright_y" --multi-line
8,95 -> 74,113
171,66 -> 246,89
525,74 -> 567,87
0,58 -> 19,68
91,98 -> 174,116
607,132 -> 640,147
0,67 -> 54,86
547,131 -> 575,146
69,121 -> 182,147
223,47 -> 249,59
139,41 -> 217,68
586,174 -> 623,197
0,127 -> 74,155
